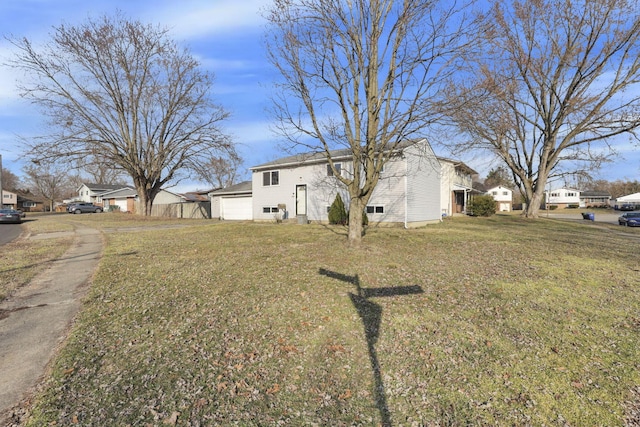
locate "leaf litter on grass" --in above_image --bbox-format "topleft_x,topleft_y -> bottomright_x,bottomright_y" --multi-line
22,217 -> 640,426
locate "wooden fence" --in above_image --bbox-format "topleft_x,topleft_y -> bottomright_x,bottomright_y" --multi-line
135,201 -> 211,219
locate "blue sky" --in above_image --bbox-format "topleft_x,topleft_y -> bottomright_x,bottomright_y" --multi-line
0,0 -> 638,192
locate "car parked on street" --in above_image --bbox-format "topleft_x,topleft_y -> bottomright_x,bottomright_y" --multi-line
0,209 -> 23,224
66,202 -> 103,214
618,212 -> 640,227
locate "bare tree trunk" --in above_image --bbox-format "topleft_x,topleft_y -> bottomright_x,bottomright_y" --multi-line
348,197 -> 365,247
524,190 -> 545,218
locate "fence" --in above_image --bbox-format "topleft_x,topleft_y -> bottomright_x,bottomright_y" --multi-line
135,201 -> 211,219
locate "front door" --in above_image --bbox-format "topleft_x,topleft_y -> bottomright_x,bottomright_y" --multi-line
296,185 -> 307,216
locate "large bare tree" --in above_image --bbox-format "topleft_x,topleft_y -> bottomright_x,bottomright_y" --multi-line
8,13 -> 232,215
445,0 -> 640,217
265,0 -> 479,245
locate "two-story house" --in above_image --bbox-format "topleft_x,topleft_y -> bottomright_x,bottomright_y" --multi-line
438,158 -> 477,216
486,185 -> 513,212
248,139 -> 462,227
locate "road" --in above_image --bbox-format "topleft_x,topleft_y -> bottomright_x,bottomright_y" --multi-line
544,211 -> 624,225
0,224 -> 23,246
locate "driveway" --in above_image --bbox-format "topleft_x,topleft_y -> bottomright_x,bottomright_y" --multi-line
0,226 -> 103,423
0,224 -> 23,246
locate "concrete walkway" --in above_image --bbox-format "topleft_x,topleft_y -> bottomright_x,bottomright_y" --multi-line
0,226 -> 103,423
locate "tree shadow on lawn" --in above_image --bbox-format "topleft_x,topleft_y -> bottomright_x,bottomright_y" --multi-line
319,268 -> 423,427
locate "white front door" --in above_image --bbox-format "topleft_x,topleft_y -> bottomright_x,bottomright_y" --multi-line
296,185 -> 307,216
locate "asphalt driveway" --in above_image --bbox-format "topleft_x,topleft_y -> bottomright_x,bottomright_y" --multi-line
0,223 -> 23,246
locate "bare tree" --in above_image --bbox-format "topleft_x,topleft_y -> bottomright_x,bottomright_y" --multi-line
265,0 -> 479,246
445,0 -> 640,217
1,167 -> 22,192
8,13 -> 232,215
484,166 -> 515,190
193,152 -> 244,190
23,164 -> 73,211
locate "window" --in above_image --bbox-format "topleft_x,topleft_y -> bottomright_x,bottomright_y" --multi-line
567,192 -> 575,197
366,205 -> 384,214
263,171 -> 279,186
3,194 -> 10,199
327,163 -> 342,177
23,202 -> 36,208
263,206 -> 279,213
502,191 -> 509,196
492,191 -> 497,195
551,192 -> 559,197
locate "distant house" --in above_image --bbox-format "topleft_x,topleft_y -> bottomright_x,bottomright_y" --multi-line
613,192 -> 640,210
209,181 -> 253,220
1,189 -> 17,209
546,188 -> 580,208
100,187 -> 138,213
486,186 -> 513,212
579,191 -> 611,208
76,183 -> 130,206
16,192 -> 48,212
250,139 -> 446,227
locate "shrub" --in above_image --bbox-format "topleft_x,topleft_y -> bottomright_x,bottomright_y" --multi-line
468,195 -> 497,217
328,194 -> 348,225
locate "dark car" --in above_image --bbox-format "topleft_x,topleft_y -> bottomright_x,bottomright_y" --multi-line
0,209 -> 23,224
618,212 -> 640,227
67,202 -> 103,214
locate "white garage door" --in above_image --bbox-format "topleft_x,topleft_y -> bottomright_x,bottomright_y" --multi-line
115,200 -> 129,212
221,197 -> 252,220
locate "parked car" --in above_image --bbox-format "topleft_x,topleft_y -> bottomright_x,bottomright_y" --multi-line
618,204 -> 637,211
618,212 -> 640,227
0,209 -> 23,224
16,209 -> 25,218
66,202 -> 103,214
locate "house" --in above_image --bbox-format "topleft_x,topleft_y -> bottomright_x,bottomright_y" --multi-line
579,191 -> 611,208
486,185 -> 513,212
16,192 -> 48,212
546,188 -> 580,209
1,189 -> 17,209
76,183 -> 129,205
209,181 -> 253,220
613,192 -> 640,210
438,157 -> 477,216
249,139 -> 446,227
100,187 -> 138,212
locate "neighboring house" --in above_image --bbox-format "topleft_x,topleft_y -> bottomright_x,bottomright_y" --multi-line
546,188 -> 580,208
16,192 -> 48,212
438,157 -> 477,216
101,187 -> 138,213
1,189 -> 17,209
486,185 -> 513,212
76,183 -> 129,205
209,181 -> 253,220
250,139 -> 444,227
613,192 -> 640,209
579,191 -> 611,208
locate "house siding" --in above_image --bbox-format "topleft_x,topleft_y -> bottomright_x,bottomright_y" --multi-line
251,139 -> 445,225
405,144 -> 442,225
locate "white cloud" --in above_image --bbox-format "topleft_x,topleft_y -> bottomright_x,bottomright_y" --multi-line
148,0 -> 271,40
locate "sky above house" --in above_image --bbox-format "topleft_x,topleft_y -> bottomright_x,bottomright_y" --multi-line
0,0 -> 638,192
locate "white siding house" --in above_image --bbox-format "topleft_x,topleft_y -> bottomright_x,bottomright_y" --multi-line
250,139 -> 443,227
546,188 -> 580,208
76,183 -> 126,204
486,186 -> 513,212
438,158 -> 477,216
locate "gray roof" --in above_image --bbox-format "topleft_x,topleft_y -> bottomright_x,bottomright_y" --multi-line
208,181 -> 252,196
82,183 -> 128,192
99,187 -> 137,198
580,191 -> 611,198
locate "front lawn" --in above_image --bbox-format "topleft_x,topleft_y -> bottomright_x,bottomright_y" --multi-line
24,216 -> 640,425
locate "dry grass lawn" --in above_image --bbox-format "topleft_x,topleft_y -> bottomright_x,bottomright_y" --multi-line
12,214 -> 640,426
